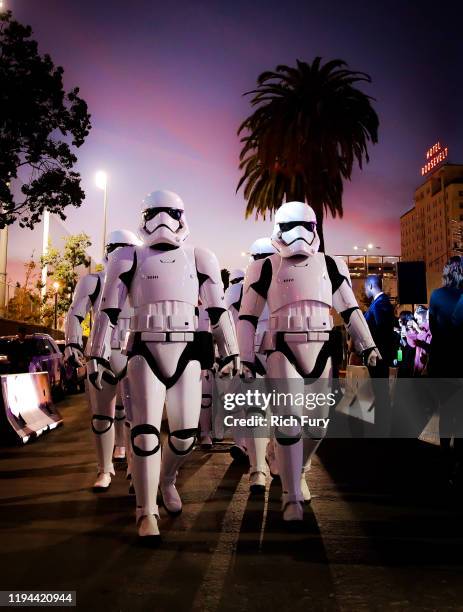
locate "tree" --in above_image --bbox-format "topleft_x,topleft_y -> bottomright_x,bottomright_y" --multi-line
237,57 -> 379,251
40,233 -> 91,325
0,10 -> 91,229
6,257 -> 41,322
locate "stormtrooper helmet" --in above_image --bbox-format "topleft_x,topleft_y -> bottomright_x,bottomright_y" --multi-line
139,190 -> 189,247
249,237 -> 277,261
271,201 -> 320,257
229,269 -> 245,285
104,229 -> 140,263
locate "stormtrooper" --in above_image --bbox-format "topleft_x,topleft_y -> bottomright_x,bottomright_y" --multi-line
223,268 -> 248,462
237,202 -> 380,521
88,190 -> 239,541
235,238 -> 280,493
64,229 -> 140,491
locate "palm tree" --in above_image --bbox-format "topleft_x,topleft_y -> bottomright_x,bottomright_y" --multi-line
237,57 -> 379,251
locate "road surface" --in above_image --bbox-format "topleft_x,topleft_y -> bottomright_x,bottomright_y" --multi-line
1,393 -> 463,611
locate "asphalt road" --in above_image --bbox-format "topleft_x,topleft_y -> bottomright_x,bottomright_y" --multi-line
1,393 -> 463,611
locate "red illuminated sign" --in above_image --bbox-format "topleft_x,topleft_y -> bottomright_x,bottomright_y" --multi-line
421,142 -> 448,176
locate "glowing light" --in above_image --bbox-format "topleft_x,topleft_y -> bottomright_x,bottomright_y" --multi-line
52,281 -> 60,291
95,170 -> 108,190
241,251 -> 246,256
353,245 -> 358,251
367,243 -> 374,249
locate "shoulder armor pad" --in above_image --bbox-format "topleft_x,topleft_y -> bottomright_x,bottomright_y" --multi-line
244,256 -> 273,299
244,256 -> 270,286
325,254 -> 352,290
195,246 -> 221,286
107,246 -> 137,279
75,273 -> 101,296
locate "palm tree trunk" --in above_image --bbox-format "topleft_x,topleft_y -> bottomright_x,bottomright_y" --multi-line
315,207 -> 325,253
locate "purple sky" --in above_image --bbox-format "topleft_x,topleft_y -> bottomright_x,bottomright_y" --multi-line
7,0 -> 463,281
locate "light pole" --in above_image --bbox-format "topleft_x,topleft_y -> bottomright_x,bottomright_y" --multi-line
52,281 -> 60,329
95,171 -> 108,260
40,210 -> 50,302
353,244 -> 381,277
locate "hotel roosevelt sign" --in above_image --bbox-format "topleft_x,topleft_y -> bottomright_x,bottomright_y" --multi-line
421,142 -> 448,176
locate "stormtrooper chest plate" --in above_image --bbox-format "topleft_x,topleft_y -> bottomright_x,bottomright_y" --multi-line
267,253 -> 333,313
130,246 -> 199,307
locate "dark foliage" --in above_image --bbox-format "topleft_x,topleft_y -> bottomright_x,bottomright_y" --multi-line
237,57 -> 379,250
0,10 -> 91,229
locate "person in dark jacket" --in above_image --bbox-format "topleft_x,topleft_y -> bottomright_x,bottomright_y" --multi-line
363,275 -> 395,435
364,275 -> 395,376
429,256 -> 463,487
429,257 -> 463,378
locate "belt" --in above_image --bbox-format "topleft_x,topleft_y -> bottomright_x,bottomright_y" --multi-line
140,331 -> 195,342
283,331 -> 330,343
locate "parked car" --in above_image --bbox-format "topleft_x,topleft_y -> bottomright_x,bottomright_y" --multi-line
55,340 -> 86,393
0,333 -> 66,397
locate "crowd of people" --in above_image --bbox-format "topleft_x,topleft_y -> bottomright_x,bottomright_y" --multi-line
359,256 -> 463,485
360,254 -> 463,380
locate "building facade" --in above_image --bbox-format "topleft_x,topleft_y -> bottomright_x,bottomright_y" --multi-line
400,163 -> 463,299
334,254 -> 400,318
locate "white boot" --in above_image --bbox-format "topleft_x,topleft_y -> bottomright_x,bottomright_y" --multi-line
249,470 -> 266,494
282,492 -> 304,521
92,472 -> 111,492
113,446 -> 126,461
160,482 -> 182,515
300,473 -> 311,503
283,501 -> 303,521
137,514 -> 160,541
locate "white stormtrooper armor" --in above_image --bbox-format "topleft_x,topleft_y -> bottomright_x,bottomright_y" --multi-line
237,202 -> 380,521
224,268 -> 245,324
89,190 -> 239,541
240,238 -> 279,492
249,238 -> 277,367
65,229 -> 140,490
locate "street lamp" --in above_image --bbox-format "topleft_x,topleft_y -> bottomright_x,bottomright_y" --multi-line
52,282 -> 60,329
95,170 -> 108,260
